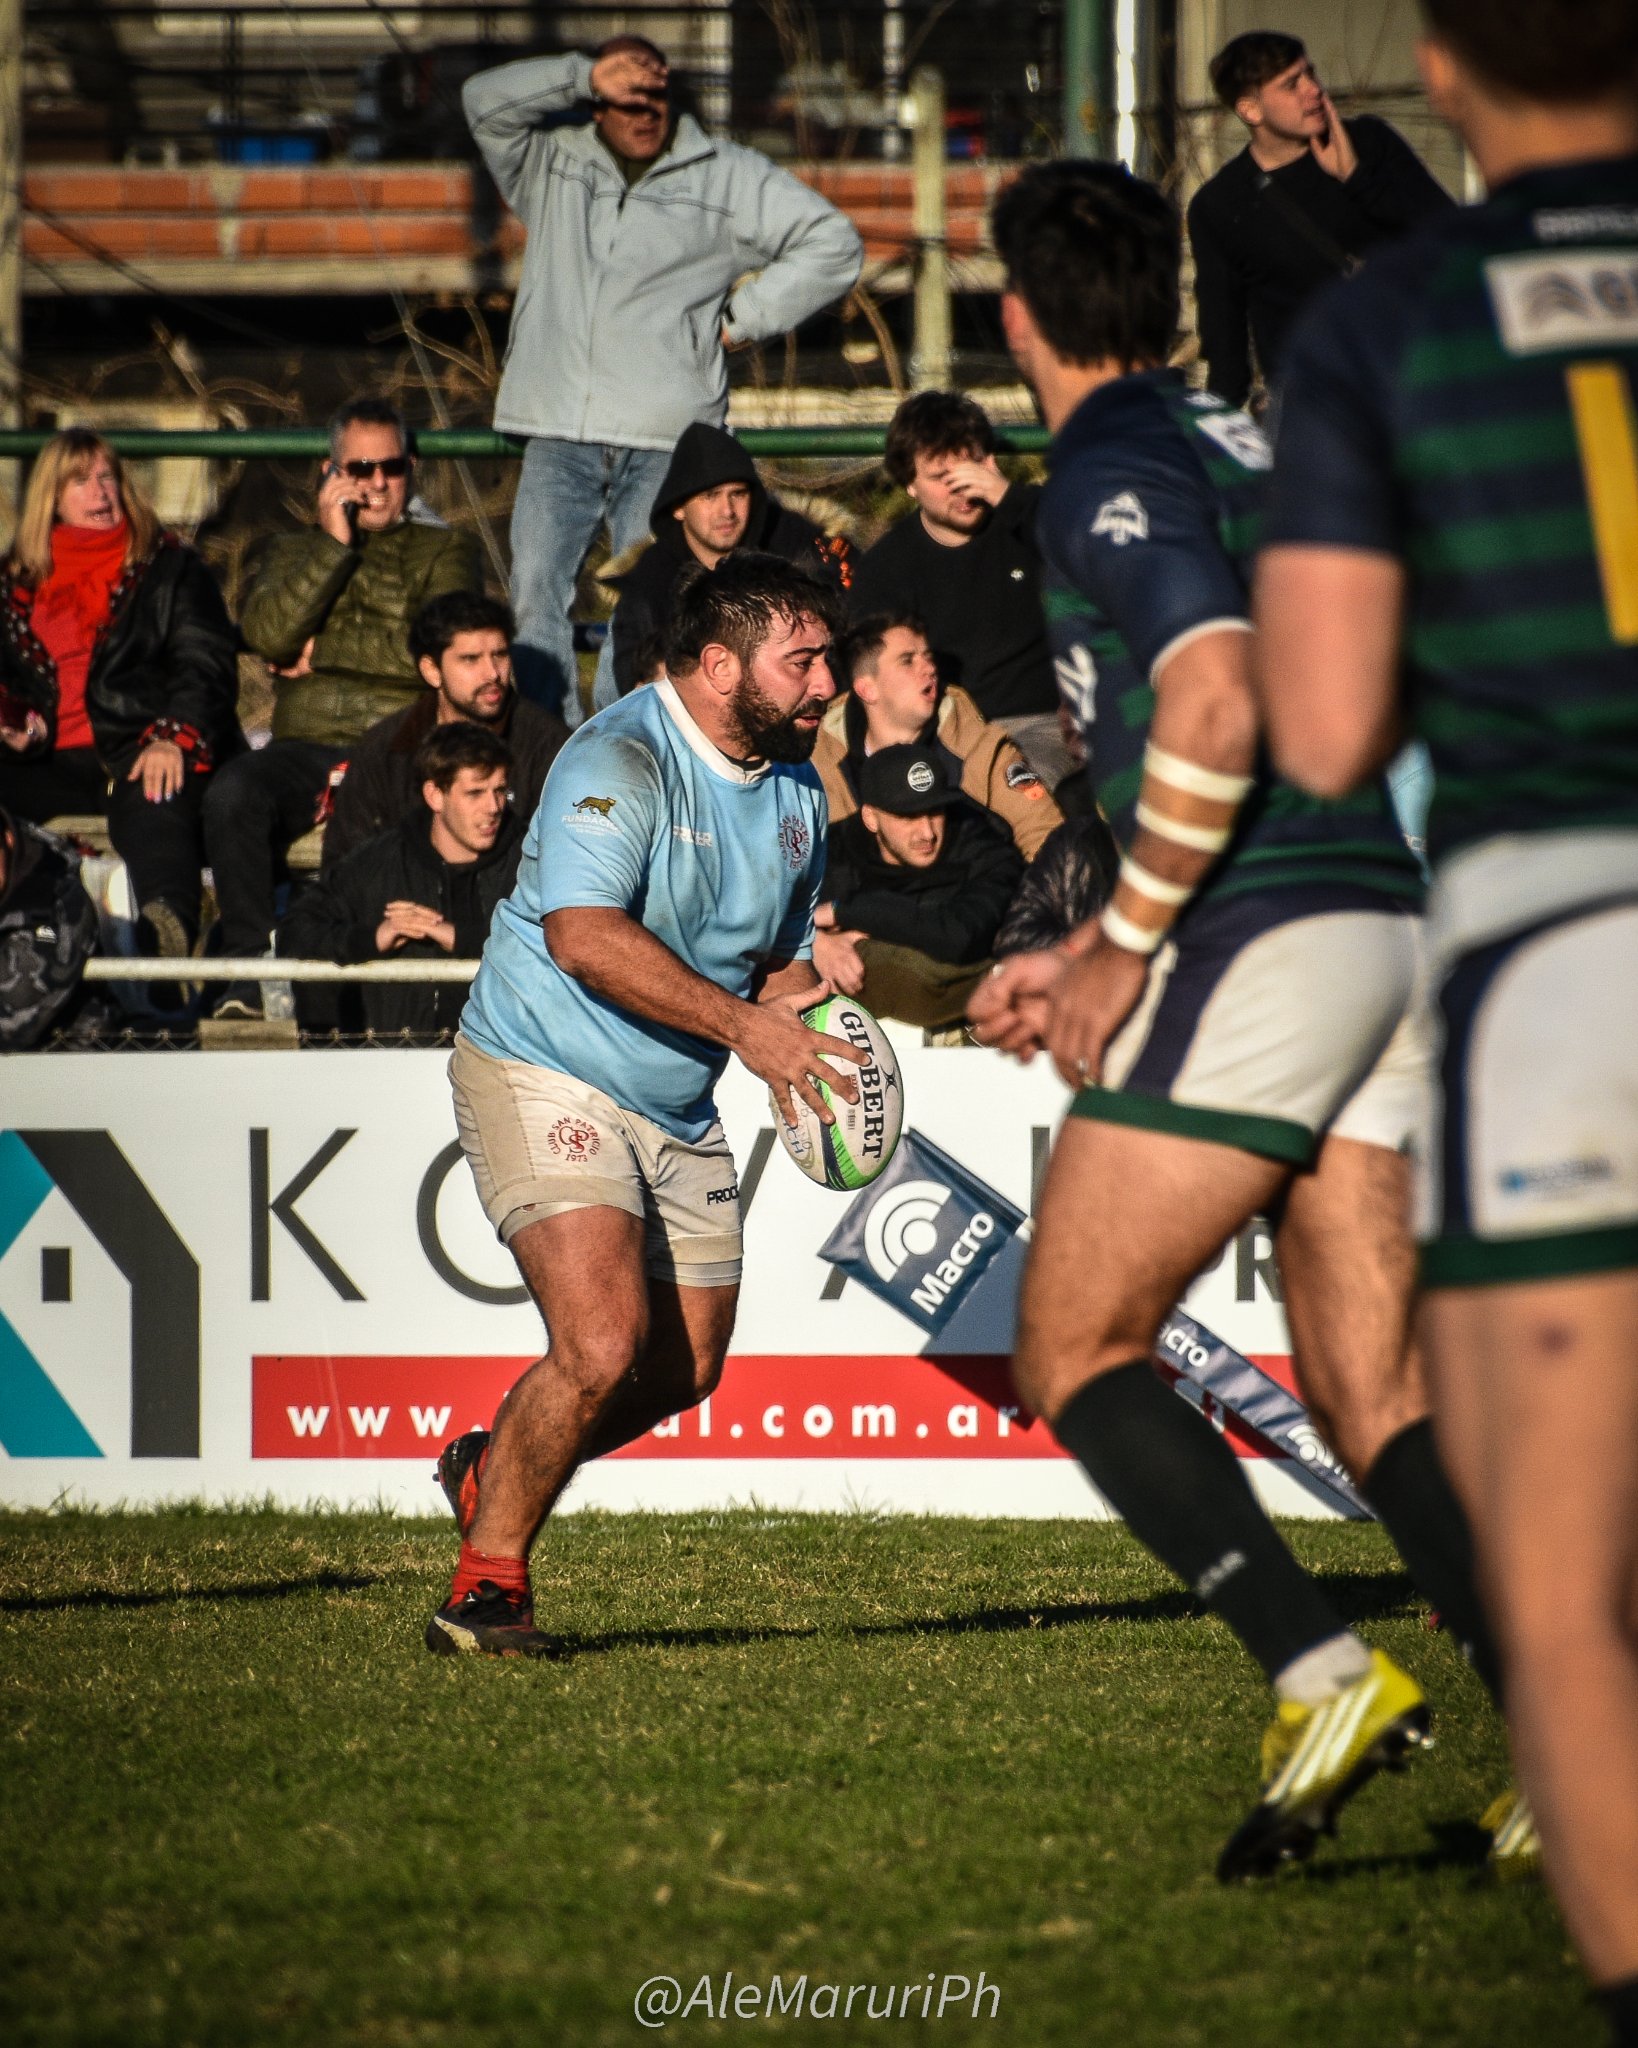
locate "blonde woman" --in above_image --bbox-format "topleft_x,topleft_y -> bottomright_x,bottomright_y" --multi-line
0,428 -> 242,952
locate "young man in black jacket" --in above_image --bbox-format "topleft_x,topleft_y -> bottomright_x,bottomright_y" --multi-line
1187,31 -> 1453,407
322,591 -> 567,871
849,391 -> 1067,787
603,423 -> 853,696
817,742 -> 1022,1030
278,722 -> 521,1038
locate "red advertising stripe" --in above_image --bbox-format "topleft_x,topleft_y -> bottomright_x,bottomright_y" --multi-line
252,1354 -> 1294,1461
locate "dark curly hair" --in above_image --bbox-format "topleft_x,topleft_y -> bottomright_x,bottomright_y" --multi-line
992,160 -> 1179,371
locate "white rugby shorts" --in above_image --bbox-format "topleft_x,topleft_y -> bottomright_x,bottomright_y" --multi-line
1072,890 -> 1427,1167
449,1034 -> 743,1287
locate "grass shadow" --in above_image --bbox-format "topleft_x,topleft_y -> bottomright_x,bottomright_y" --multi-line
1283,1819 -> 1495,1884
1,1570 -> 382,1615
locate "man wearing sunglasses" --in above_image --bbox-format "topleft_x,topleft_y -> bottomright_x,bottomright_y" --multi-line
210,396 -> 483,1019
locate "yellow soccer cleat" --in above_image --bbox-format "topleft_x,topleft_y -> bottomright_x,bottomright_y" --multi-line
1481,1788 -> 1542,1882
1217,1649 -> 1431,1881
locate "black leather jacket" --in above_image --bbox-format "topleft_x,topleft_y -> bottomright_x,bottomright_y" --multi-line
1,534 -> 244,776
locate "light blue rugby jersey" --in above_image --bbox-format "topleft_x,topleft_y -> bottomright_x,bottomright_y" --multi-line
461,678 -> 827,1142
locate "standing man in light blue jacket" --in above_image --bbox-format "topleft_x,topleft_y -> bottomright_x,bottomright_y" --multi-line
464,36 -> 864,726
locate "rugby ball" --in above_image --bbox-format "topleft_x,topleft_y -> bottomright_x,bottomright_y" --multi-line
773,995 -> 903,1190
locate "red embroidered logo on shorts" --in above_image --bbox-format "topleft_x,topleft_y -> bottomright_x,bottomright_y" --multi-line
547,1116 -> 600,1163
778,814 -> 811,870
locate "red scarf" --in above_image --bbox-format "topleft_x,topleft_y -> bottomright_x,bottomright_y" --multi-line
28,519 -> 130,752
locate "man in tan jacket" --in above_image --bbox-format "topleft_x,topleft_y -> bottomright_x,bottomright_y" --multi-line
813,613 -> 1062,862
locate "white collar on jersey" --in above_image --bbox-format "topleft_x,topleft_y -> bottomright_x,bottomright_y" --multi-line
656,674 -> 771,785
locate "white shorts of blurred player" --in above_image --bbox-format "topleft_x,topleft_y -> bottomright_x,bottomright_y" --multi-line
448,1032 -> 743,1287
1418,896 -> 1638,1288
1069,888 -> 1428,1166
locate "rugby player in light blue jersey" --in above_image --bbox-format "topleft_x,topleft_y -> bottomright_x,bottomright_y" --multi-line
426,553 -> 864,1658
1257,0 -> 1638,2023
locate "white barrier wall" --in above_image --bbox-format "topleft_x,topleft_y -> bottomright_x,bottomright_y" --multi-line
0,1044 -> 1320,1516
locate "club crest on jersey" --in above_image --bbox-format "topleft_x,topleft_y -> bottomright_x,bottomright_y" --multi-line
778,814 -> 811,869
1091,491 -> 1148,546
546,1116 -> 600,1163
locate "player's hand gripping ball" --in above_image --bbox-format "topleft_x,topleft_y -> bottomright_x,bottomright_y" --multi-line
774,995 -> 903,1189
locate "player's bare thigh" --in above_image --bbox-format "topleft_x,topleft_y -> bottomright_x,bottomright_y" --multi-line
1275,1134 -> 1425,1476
510,1203 -> 652,1385
1015,1115 -> 1287,1425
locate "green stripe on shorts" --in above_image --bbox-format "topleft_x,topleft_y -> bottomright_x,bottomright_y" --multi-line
1069,1085 -> 1314,1166
1419,1220 -> 1638,1289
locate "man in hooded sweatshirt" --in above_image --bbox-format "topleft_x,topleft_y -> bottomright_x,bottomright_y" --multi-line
603,423 -> 853,698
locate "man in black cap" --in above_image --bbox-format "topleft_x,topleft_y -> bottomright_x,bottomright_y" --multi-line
816,741 -> 1023,1029
603,423 -> 853,696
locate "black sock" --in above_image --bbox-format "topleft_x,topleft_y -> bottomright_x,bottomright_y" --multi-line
1596,1976 -> 1638,2048
1054,1362 -> 1349,1683
1362,1419 -> 1503,1704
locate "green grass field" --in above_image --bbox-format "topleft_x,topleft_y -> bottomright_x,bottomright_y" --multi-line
0,1508 -> 1589,2046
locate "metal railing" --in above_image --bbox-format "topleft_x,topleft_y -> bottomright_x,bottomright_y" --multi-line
81,957 -> 475,981
0,424 -> 1049,459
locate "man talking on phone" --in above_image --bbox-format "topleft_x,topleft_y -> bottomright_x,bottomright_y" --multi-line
207,396 -> 482,1019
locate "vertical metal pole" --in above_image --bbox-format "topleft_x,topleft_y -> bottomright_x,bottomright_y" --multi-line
0,0 -> 21,525
882,0 -> 905,162
1061,0 -> 1107,157
692,0 -> 733,134
909,65 -> 950,390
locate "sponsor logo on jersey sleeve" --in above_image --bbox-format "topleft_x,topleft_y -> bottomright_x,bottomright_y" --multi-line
1194,408 -> 1273,470
1487,249 -> 1638,354
1091,490 -> 1149,546
565,793 -> 621,833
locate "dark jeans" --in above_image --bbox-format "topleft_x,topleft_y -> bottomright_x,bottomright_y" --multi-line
0,744 -> 211,930
202,738 -> 346,958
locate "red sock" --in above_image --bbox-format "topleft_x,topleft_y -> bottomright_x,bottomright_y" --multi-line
450,1541 -> 529,1603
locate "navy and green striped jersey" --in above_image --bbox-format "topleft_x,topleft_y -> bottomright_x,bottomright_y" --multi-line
1262,155 -> 1638,869
1038,369 -> 1421,911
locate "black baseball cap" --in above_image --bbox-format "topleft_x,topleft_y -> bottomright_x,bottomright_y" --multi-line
858,743 -> 953,817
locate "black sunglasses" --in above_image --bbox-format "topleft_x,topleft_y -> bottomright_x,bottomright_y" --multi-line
338,456 -> 412,480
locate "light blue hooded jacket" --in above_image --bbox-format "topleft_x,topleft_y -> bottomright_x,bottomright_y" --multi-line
463,53 -> 865,451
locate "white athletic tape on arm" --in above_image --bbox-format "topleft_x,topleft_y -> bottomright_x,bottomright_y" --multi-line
1100,901 -> 1165,955
1144,742 -> 1255,805
1134,800 -> 1235,853
1118,854 -> 1193,907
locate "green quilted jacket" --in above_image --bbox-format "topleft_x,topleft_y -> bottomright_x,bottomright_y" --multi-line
240,519 -> 483,744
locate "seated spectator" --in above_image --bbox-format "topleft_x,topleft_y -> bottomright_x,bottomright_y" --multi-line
322,591 -> 567,870
850,392 -> 1070,786
208,396 -> 482,1018
0,428 -> 242,956
814,743 -> 1023,1030
993,812 -> 1118,958
0,806 -> 99,1048
815,612 -> 1062,862
603,423 -> 853,697
277,723 -> 520,1040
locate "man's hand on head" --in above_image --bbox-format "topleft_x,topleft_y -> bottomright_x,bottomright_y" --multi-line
1309,92 -> 1358,181
940,455 -> 1008,509
590,45 -> 667,110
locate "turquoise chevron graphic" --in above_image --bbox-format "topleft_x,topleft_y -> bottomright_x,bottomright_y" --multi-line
0,1131 -> 101,1456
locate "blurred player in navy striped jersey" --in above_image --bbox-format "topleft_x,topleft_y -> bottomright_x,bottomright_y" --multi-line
972,159 -> 1505,1882
1256,1 -> 1638,2029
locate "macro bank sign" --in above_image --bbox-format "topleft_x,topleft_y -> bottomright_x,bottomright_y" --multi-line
0,1129 -> 199,1458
